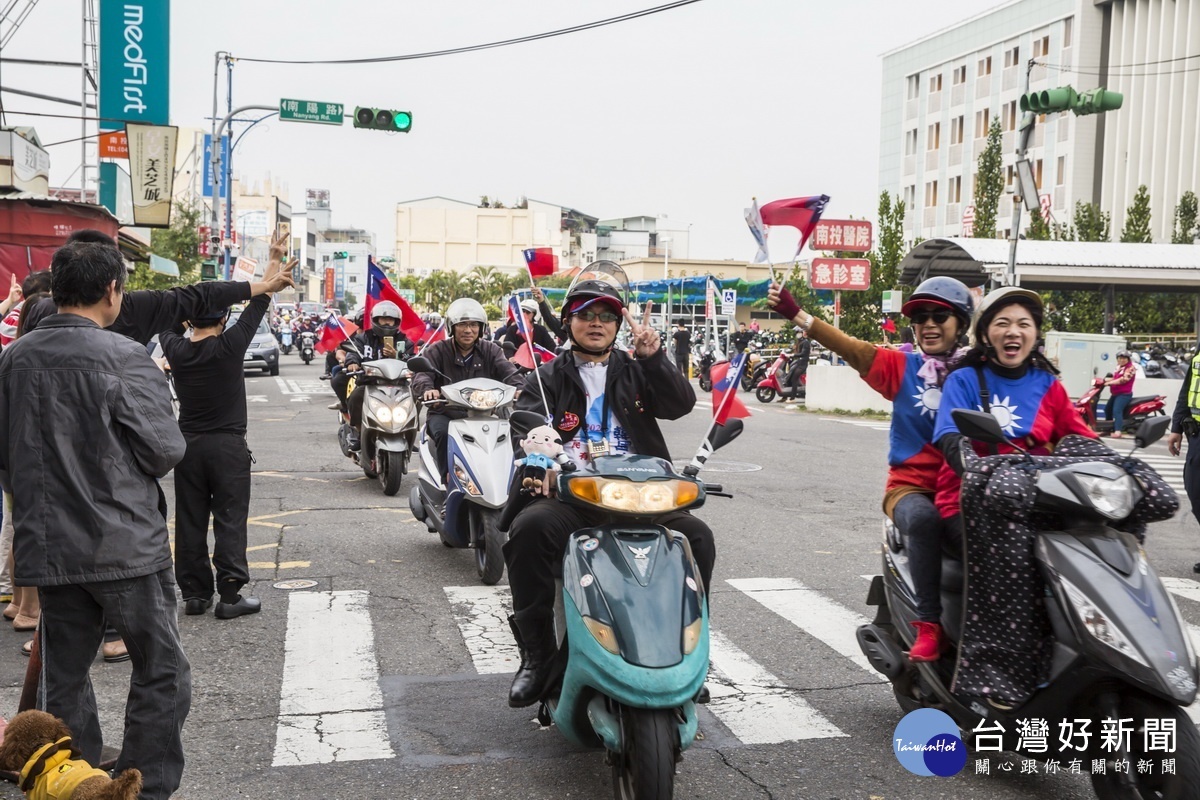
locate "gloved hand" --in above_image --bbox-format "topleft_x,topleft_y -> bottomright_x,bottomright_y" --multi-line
770,284 -> 802,322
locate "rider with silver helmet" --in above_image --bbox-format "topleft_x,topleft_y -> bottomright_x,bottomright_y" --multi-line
503,265 -> 715,708
330,300 -> 414,450
769,274 -> 975,663
496,297 -> 559,353
410,298 -> 523,481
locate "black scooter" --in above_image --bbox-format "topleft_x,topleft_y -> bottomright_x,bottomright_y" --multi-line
856,411 -> 1199,798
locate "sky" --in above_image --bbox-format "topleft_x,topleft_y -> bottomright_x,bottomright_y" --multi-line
1,0 -> 1005,262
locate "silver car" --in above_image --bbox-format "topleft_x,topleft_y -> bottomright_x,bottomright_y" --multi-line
231,311 -> 280,376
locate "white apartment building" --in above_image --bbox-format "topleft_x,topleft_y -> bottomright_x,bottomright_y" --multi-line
880,0 -> 1200,244
316,241 -> 373,306
596,215 -> 692,263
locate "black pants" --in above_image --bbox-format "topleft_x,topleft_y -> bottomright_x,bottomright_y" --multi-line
503,498 -> 716,619
39,568 -> 191,800
893,493 -> 949,623
674,351 -> 689,377
330,370 -> 366,424
174,432 -> 251,602
426,412 -> 453,479
324,351 -> 338,374
1186,432 -> 1200,527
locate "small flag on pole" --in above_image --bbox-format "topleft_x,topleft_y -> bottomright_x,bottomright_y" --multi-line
744,198 -> 769,264
760,195 -> 831,259
522,247 -> 558,278
711,354 -> 751,425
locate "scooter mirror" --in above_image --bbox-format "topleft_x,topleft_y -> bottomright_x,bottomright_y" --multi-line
708,418 -> 744,451
406,356 -> 433,373
952,409 -> 1008,445
510,409 -> 548,439
1133,415 -> 1170,449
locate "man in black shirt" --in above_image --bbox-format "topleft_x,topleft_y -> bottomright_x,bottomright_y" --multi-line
731,322 -> 754,354
160,231 -> 295,619
671,321 -> 692,377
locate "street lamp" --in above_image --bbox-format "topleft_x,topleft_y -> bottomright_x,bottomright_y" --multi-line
661,236 -> 673,327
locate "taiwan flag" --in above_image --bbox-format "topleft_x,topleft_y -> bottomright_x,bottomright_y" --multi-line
512,341 -> 557,370
760,195 -> 831,256
365,257 -> 426,341
316,313 -> 358,354
523,247 -> 558,278
508,295 -> 532,341
710,354 -> 751,426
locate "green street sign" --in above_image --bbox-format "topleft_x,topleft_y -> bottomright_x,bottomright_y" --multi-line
279,99 -> 345,125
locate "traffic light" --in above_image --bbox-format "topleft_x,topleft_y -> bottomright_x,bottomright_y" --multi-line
1019,85 -> 1123,117
332,251 -> 348,259
352,107 -> 413,133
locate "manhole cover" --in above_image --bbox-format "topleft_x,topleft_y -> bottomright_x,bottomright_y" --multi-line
672,460 -> 762,473
273,579 -> 319,590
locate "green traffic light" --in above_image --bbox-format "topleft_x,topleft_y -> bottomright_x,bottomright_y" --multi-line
392,111 -> 412,132
351,106 -> 412,133
1073,88 -> 1123,116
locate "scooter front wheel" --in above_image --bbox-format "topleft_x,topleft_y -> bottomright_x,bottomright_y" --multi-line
755,386 -> 777,403
471,507 -> 506,585
1089,693 -> 1200,799
379,451 -> 405,496
612,707 -> 677,800
698,375 -> 712,392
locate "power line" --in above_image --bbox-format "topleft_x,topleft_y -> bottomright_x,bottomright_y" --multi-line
234,0 -> 705,65
1034,58 -> 1200,79
1040,51 -> 1200,72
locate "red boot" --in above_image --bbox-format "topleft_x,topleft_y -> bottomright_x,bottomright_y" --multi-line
909,621 -> 943,662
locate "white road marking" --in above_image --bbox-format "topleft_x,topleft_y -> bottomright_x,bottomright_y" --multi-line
818,417 -> 890,432
707,629 -> 847,743
443,585 -> 520,675
1131,453 -> 1185,493
694,400 -> 763,414
248,395 -> 268,403
272,590 -> 394,766
726,577 -> 882,679
276,377 -> 332,396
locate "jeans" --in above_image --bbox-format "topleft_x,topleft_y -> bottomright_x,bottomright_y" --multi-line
893,493 -> 949,623
426,412 -> 453,479
38,568 -> 192,800
1111,393 -> 1132,432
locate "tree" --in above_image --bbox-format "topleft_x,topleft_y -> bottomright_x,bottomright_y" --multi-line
1027,208 -> 1052,241
1173,190 -> 1198,244
1041,202 -> 1110,332
830,192 -> 908,341
969,119 -> 1004,240
129,204 -> 202,291
1120,184 -> 1153,244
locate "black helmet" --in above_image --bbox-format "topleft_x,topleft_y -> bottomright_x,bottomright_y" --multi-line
902,276 -> 974,323
561,261 -> 629,356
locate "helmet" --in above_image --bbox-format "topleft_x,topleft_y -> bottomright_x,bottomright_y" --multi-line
446,298 -> 487,330
1116,350 -> 1132,360
371,300 -> 401,323
424,312 -> 443,326
901,276 -> 974,322
520,298 -> 539,316
972,286 -> 1044,349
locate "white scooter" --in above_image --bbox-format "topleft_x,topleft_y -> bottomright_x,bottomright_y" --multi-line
406,356 -> 517,585
334,358 -> 420,496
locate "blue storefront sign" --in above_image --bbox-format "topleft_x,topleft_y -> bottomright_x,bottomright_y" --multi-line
99,0 -> 170,131
201,134 -> 229,199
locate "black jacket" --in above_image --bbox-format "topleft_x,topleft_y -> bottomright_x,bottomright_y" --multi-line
111,281 -> 253,345
515,347 -> 695,461
732,330 -> 754,353
497,321 -> 558,353
342,328 -> 414,368
411,338 -> 523,417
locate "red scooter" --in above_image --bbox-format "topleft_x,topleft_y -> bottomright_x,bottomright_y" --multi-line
1074,376 -> 1166,435
756,351 -> 806,403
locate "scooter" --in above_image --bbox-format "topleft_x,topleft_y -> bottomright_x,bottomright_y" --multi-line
407,356 -> 517,585
741,348 -> 764,392
280,327 -> 294,355
332,358 -> 420,496
695,344 -> 723,392
298,331 -> 316,365
755,351 -> 805,403
856,411 -> 1199,799
1074,376 -> 1165,435
508,409 -> 741,800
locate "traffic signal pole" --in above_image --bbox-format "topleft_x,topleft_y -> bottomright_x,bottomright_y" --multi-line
1005,60 -> 1037,287
208,103 -> 276,280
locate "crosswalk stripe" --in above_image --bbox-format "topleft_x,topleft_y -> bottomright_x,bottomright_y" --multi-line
819,417 -> 889,432
444,585 -> 519,675
707,630 -> 847,743
726,577 -> 882,679
272,591 -> 394,766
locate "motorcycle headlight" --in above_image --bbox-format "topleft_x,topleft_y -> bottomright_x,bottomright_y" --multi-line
566,477 -> 699,513
371,402 -> 393,425
583,615 -> 620,655
1060,575 -> 1148,666
462,388 -> 504,409
453,459 -> 481,496
1074,473 -> 1136,519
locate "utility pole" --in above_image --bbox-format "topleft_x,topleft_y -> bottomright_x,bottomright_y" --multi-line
209,103 -> 275,279
1005,60 -> 1037,287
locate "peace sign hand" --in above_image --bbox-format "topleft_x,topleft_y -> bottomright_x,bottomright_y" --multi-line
623,301 -> 660,359
268,229 -> 290,264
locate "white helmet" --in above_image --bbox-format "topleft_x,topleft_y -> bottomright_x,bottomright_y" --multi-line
371,300 -> 401,323
520,298 -> 539,316
446,298 -> 487,329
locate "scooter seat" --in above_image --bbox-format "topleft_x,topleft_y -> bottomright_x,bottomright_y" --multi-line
1128,395 -> 1160,407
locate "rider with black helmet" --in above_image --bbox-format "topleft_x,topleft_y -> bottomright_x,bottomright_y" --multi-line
503,265 -> 716,708
331,300 -> 413,450
769,275 -> 975,663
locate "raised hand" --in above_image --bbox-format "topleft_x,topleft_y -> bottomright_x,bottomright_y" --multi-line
623,301 -> 660,358
7,274 -> 21,304
268,229 -> 290,265
264,258 -> 298,293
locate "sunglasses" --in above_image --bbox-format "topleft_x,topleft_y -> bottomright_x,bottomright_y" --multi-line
909,309 -> 953,325
575,309 -> 619,323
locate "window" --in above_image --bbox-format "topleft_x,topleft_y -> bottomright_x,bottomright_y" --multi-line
1005,45 -> 1020,69
348,255 -> 357,263
1032,34 -> 1050,59
949,176 -> 962,203
1056,155 -> 1066,185
978,55 -> 992,77
1034,158 -> 1044,188
1006,164 -> 1015,188
975,108 -> 991,138
1063,17 -> 1073,48
348,275 -> 358,284
904,129 -> 918,155
1002,100 -> 1017,131
906,75 -> 920,99
953,65 -> 967,85
903,185 -> 916,210
924,180 -> 939,207
950,116 -> 964,145
929,73 -> 942,93
926,122 -> 941,150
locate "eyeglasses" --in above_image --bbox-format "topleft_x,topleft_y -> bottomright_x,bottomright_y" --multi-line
909,309 -> 953,325
575,309 -> 619,323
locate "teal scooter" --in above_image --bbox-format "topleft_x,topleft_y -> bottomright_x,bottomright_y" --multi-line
510,411 -> 741,799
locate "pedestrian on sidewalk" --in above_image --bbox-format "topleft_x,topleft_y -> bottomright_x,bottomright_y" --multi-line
161,231 -> 295,619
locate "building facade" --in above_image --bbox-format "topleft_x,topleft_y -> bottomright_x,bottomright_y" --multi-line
879,0 -> 1200,244
597,215 -> 692,263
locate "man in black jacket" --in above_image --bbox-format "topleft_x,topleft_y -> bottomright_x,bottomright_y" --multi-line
672,320 -> 692,377
331,301 -> 414,450
161,231 -> 295,620
731,321 -> 754,354
0,241 -> 189,800
496,297 -> 559,353
411,297 -> 523,481
501,280 -> 715,708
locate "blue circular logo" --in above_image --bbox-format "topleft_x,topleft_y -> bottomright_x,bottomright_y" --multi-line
892,708 -> 966,777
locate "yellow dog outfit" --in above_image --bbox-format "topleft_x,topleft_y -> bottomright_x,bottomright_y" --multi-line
19,737 -> 109,800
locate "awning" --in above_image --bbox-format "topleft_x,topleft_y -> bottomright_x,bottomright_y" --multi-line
898,238 -> 1200,292
0,195 -> 120,285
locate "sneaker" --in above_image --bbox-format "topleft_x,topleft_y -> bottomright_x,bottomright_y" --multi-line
347,430 -> 361,451
327,401 -> 340,410
908,621 -> 943,662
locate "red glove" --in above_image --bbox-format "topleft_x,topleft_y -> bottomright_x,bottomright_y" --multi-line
773,286 -> 802,322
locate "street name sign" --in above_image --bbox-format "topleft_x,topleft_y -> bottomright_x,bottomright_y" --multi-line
279,99 -> 345,125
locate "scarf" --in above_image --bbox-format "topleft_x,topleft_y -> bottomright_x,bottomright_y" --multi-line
916,347 -> 967,388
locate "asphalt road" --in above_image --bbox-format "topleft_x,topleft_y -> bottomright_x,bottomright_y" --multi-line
1,355 -> 1198,800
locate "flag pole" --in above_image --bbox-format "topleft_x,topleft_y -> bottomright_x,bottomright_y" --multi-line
685,353 -> 746,476
329,312 -> 364,358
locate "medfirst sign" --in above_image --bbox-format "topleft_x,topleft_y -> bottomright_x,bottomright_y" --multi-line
99,0 -> 170,131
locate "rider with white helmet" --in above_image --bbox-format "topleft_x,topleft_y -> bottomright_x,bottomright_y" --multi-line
331,300 -> 414,450
497,296 -> 559,352
410,298 -> 523,480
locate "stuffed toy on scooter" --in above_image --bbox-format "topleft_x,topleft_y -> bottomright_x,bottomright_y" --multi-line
515,426 -> 563,495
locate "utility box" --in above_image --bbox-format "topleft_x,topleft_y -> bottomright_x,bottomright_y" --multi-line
1043,331 -> 1127,398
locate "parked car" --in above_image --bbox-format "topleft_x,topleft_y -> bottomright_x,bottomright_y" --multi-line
231,311 -> 280,376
